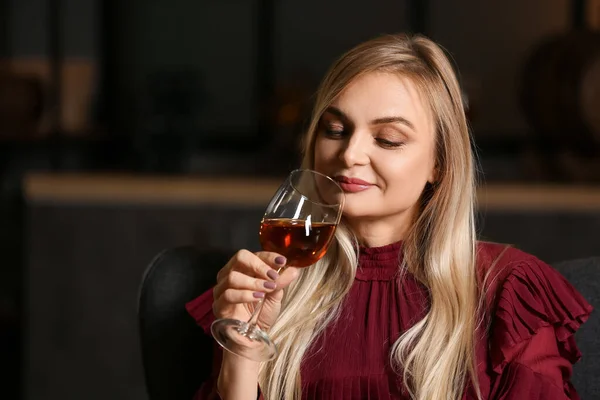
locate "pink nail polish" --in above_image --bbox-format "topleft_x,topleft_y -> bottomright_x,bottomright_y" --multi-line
267,270 -> 279,281
264,281 -> 277,290
275,256 -> 286,265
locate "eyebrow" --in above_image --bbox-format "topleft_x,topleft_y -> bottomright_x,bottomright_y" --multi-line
324,106 -> 415,131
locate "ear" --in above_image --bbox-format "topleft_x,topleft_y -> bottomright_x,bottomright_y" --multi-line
427,164 -> 439,185
427,135 -> 439,185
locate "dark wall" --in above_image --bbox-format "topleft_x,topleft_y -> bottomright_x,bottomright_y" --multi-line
104,0 -> 571,138
430,0 -> 570,136
6,0 -> 98,57
5,0 -> 573,139
107,0 -> 412,137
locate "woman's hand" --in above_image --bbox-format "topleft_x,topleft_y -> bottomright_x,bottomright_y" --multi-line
213,249 -> 299,330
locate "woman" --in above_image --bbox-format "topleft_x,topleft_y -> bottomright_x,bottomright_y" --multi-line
186,34 -> 593,399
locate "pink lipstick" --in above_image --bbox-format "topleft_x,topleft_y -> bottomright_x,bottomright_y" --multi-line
334,176 -> 373,193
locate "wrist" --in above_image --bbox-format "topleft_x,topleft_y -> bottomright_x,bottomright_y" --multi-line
217,353 -> 260,399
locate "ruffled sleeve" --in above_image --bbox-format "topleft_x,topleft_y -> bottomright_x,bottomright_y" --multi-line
488,255 -> 593,399
185,287 -> 216,335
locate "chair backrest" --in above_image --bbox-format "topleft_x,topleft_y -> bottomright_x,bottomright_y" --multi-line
138,246 -> 231,400
138,249 -> 599,399
553,256 -> 600,400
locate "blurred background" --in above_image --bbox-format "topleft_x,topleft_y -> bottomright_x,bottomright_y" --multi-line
1,0 -> 599,399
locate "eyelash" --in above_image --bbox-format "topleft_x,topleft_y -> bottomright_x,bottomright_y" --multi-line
322,125 -> 404,149
323,126 -> 345,137
376,138 -> 404,148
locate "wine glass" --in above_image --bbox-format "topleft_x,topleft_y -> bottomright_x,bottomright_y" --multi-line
211,169 -> 344,361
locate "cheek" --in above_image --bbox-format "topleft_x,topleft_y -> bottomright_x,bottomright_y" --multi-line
313,137 -> 335,168
380,150 -> 433,192
409,143 -> 436,178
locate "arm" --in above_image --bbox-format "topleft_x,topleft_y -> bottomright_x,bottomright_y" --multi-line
187,250 -> 298,400
217,354 -> 260,400
484,251 -> 592,400
192,345 -> 260,400
490,326 -> 575,399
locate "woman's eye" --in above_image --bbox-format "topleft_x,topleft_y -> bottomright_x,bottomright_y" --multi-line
324,126 -> 345,137
376,138 -> 404,148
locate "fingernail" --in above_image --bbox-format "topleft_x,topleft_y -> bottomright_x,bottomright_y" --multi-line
267,270 -> 279,281
264,281 -> 277,290
274,256 -> 286,265
253,292 -> 265,298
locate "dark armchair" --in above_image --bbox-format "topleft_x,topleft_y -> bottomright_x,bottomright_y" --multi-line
553,256 -> 600,399
138,246 -> 231,400
138,247 -> 599,399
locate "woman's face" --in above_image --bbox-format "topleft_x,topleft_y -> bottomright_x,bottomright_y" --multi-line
314,71 -> 437,230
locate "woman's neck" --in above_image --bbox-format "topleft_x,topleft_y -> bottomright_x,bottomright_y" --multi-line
346,216 -> 410,248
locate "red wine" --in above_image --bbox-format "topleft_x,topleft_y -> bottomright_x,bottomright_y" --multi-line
259,218 -> 336,268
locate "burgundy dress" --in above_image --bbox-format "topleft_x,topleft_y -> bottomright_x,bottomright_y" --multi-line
186,242 -> 593,399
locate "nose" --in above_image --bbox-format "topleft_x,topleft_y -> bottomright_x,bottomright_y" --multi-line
338,131 -> 370,167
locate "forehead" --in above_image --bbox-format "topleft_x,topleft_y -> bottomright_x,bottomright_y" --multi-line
330,71 -> 433,128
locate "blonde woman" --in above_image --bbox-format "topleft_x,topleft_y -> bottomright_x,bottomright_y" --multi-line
185,34 -> 592,400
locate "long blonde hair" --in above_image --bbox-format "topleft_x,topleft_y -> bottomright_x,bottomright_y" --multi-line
259,33 -> 479,400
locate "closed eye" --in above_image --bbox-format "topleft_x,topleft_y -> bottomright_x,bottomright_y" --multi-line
325,127 -> 345,136
376,138 -> 404,148
321,123 -> 346,138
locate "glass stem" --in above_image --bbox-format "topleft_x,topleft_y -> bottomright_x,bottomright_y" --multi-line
246,266 -> 285,329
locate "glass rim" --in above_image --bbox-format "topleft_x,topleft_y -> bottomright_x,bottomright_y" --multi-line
288,168 -> 345,208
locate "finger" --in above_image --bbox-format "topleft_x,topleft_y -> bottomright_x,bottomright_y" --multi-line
213,289 -> 264,319
266,267 -> 301,303
213,288 -> 264,311
216,249 -> 252,282
216,249 -> 256,283
254,251 -> 288,270
213,270 -> 278,299
228,250 -> 285,281
254,251 -> 287,279
273,266 -> 300,290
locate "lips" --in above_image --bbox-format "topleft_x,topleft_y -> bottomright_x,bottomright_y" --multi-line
334,176 -> 372,185
334,175 -> 373,193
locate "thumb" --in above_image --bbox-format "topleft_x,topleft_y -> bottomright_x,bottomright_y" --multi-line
269,266 -> 300,301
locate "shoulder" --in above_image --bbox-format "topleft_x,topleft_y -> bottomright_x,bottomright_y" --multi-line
475,242 -> 593,372
476,241 -> 541,275
475,240 -> 590,315
475,241 -> 563,295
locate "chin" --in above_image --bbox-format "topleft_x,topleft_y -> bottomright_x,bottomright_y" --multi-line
341,205 -> 375,220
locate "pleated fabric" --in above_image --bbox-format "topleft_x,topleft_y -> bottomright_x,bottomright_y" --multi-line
186,241 -> 592,399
